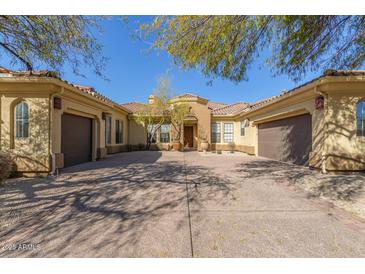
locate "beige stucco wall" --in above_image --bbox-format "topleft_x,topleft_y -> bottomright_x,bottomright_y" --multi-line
52,87 -> 130,164
129,119 -> 147,145
52,91 -> 104,163
0,94 -> 50,172
1,76 -> 364,173
243,88 -> 323,166
105,108 -> 129,154
234,120 -> 256,147
210,118 -> 256,154
188,101 -> 211,150
240,78 -> 365,171
129,100 -> 212,150
323,84 -> 365,170
0,79 -> 130,173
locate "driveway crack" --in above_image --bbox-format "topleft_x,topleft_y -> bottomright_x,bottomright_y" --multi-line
183,152 -> 194,258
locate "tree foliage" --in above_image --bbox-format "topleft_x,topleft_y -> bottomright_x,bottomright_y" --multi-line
169,102 -> 190,141
141,16 -> 365,81
133,75 -> 192,148
133,76 -> 171,150
0,16 -> 107,78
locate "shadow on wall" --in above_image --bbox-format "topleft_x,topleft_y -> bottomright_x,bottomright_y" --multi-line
325,95 -> 365,170
1,98 -> 50,172
280,114 -> 312,166
0,151 -> 233,257
259,114 -> 312,165
236,159 -> 365,201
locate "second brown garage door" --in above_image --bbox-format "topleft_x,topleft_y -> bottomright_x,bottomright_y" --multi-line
258,114 -> 312,165
61,113 -> 92,167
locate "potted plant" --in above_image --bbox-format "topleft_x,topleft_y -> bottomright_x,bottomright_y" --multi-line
228,142 -> 235,153
172,140 -> 181,151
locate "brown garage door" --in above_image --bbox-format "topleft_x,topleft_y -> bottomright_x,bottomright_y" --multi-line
258,114 -> 312,165
61,113 -> 92,167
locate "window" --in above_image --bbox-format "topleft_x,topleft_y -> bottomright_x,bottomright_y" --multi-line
240,121 -> 245,136
240,120 -> 249,136
147,124 -> 157,143
105,116 -> 112,145
15,101 -> 29,138
115,120 -> 123,144
211,123 -> 221,143
357,100 -> 365,137
223,123 -> 234,143
160,124 -> 170,143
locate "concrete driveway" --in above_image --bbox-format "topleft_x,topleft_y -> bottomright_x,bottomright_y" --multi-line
1,151 -> 365,257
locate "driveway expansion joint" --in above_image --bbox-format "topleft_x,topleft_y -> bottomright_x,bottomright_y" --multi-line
183,152 -> 195,258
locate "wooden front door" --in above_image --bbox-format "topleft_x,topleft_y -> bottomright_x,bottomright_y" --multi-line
184,126 -> 193,147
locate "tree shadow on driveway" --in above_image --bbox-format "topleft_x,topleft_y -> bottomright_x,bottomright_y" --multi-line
0,152 -> 233,257
236,158 -> 365,202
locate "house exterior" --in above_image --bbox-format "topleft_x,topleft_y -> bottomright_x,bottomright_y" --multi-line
0,68 -> 365,174
0,68 -> 130,174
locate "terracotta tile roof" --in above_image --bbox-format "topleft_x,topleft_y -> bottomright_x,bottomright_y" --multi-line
207,102 -> 227,110
70,84 -> 116,105
175,93 -> 199,99
173,93 -> 208,101
0,67 -> 10,73
249,96 -> 278,110
0,68 -> 131,113
248,70 -> 365,112
2,68 -> 365,116
212,102 -> 250,116
120,102 -> 147,112
0,68 -> 60,78
323,69 -> 365,76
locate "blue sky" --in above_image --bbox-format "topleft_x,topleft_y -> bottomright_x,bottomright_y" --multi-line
3,16 -> 323,104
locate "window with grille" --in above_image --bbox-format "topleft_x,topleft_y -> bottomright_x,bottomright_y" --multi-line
105,116 -> 112,145
115,120 -> 123,144
211,123 -> 221,143
357,100 -> 365,137
15,101 -> 29,138
160,124 -> 170,143
240,121 -> 245,136
223,123 -> 234,143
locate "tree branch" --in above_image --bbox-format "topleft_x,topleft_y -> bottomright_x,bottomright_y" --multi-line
0,41 -> 32,71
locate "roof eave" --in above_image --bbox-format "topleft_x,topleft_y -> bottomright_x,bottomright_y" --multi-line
0,76 -> 132,114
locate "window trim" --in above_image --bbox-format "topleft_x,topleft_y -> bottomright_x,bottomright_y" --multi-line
223,122 -> 234,143
115,119 -> 123,144
211,122 -> 221,143
240,121 -> 245,136
356,99 -> 365,137
105,116 -> 112,145
15,101 -> 29,139
159,124 -> 170,143
240,119 -> 249,136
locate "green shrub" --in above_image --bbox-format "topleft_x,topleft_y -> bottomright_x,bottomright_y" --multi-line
0,152 -> 14,184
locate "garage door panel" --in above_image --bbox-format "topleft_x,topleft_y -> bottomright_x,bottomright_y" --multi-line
61,113 -> 92,167
258,114 -> 312,165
